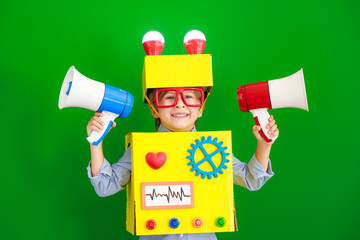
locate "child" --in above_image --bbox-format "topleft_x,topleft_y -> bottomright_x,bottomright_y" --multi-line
86,87 -> 278,240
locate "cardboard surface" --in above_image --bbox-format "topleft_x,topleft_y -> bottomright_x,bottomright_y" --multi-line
125,131 -> 236,235
142,54 -> 213,102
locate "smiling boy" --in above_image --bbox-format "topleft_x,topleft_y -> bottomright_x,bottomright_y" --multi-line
86,31 -> 278,240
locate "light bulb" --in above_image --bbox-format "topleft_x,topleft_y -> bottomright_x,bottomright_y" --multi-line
184,30 -> 206,54
142,31 -> 165,55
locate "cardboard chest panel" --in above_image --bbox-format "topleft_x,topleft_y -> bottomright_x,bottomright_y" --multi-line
125,131 -> 237,236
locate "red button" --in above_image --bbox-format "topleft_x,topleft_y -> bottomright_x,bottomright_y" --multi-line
193,218 -> 203,228
146,219 -> 156,230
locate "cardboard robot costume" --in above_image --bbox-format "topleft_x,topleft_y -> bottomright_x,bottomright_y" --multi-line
126,30 -> 237,236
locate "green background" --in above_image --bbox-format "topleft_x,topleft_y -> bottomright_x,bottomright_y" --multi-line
1,0 -> 359,239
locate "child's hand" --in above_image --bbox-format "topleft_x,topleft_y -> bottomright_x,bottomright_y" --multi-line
86,112 -> 117,137
252,115 -> 279,145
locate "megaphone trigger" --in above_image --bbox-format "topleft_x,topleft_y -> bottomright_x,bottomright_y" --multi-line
250,108 -> 278,143
86,111 -> 119,146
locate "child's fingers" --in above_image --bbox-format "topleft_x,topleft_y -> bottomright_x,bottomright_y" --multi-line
92,116 -> 105,125
94,112 -> 103,117
253,125 -> 261,132
266,118 -> 275,129
270,129 -> 279,138
90,125 -> 104,133
252,125 -> 262,140
89,118 -> 104,130
111,121 -> 117,128
268,124 -> 277,135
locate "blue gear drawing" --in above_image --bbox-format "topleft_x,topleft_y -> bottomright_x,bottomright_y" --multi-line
186,136 -> 230,180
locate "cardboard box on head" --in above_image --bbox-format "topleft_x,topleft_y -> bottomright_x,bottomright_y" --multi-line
125,30 -> 237,236
142,30 -> 213,104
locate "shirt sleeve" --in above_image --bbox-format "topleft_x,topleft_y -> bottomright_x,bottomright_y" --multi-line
87,147 -> 132,197
232,153 -> 274,191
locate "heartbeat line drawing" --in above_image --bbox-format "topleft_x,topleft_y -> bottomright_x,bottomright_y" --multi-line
146,186 -> 191,203
141,181 -> 195,209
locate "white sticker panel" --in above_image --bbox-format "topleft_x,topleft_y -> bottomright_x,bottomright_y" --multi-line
141,181 -> 194,210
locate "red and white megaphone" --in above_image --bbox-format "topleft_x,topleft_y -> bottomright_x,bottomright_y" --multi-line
237,69 -> 309,142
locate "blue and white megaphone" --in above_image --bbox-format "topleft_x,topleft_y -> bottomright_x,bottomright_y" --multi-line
59,66 -> 134,146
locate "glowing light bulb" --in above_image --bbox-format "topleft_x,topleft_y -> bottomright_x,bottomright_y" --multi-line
142,31 -> 165,55
184,30 -> 206,54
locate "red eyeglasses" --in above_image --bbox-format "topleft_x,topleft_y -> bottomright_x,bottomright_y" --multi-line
153,88 -> 205,108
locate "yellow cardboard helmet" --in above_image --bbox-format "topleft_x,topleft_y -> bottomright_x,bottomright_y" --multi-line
142,30 -> 213,104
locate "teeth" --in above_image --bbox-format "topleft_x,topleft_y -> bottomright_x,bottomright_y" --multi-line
172,113 -> 188,117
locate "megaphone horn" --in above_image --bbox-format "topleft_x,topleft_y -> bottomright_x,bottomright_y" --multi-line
59,66 -> 105,111
269,68 -> 308,111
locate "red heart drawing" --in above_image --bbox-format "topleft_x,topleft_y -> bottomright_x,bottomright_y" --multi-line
145,152 -> 167,170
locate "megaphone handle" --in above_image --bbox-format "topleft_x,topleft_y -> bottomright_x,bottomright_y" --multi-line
250,108 -> 278,143
86,111 -> 119,146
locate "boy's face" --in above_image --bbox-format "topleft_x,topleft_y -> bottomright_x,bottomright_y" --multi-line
150,88 -> 204,131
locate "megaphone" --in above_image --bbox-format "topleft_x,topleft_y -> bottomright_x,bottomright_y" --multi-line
237,68 -> 309,142
59,66 -> 134,146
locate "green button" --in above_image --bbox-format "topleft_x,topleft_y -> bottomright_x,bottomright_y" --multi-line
216,217 -> 226,227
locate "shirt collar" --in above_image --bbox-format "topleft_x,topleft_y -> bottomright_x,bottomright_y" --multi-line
157,124 -> 197,132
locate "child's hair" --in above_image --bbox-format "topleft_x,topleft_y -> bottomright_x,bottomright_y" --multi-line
147,87 -> 210,130
147,89 -> 162,130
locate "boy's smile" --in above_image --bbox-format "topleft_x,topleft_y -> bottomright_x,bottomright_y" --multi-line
171,112 -> 189,118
